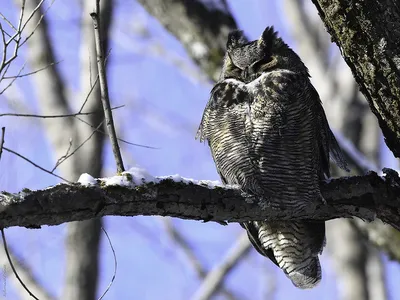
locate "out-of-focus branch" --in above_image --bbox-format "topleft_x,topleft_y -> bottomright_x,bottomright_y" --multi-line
19,0 -> 76,178
137,0 -> 238,81
163,218 -> 240,300
353,219 -> 400,262
190,233 -> 251,300
61,1 -> 114,299
0,244 -> 55,300
0,170 -> 399,229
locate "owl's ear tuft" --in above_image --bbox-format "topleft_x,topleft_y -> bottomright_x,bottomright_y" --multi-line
227,30 -> 247,50
259,26 -> 279,49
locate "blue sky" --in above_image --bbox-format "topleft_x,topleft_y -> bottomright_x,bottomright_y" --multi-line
0,1 -> 399,299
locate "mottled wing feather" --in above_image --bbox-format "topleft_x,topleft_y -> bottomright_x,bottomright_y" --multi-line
309,85 -> 349,178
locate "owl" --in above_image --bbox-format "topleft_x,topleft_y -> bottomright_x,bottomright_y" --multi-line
196,27 -> 348,288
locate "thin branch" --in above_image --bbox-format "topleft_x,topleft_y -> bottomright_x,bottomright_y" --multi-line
78,49 -> 111,114
0,170 -> 399,229
1,60 -> 61,79
0,104 -> 124,118
2,146 -> 71,183
19,0 -> 54,48
0,245 -> 55,300
51,119 -> 104,172
0,127 -> 5,160
333,129 -> 379,173
90,3 -> 124,173
97,226 -> 117,300
190,233 -> 251,300
1,230 -> 39,300
74,115 -> 158,149
0,61 -> 26,94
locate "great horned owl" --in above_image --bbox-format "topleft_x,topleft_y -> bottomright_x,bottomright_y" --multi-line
196,27 -> 348,289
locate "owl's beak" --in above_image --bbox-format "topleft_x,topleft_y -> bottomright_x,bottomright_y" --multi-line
242,67 -> 249,79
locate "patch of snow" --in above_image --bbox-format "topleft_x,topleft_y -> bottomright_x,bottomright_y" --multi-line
126,166 -> 156,185
157,174 -> 224,189
104,175 -> 133,187
78,173 -> 97,186
94,166 -> 231,190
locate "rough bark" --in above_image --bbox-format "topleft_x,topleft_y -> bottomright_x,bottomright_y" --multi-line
282,2 -> 378,298
310,0 -> 400,158
0,170 -> 399,229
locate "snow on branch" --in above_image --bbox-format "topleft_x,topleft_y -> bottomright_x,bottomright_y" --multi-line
0,168 -> 399,230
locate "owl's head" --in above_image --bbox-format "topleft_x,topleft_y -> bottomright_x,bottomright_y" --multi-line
220,26 -> 308,82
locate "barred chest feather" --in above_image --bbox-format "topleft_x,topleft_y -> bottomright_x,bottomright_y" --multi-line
200,70 -> 322,208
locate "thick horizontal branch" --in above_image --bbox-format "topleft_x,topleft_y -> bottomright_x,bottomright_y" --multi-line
0,169 -> 399,230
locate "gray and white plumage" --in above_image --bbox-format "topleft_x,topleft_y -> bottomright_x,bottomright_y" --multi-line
196,27 -> 348,289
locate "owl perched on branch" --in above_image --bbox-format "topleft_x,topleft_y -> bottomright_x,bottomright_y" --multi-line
196,27 -> 349,289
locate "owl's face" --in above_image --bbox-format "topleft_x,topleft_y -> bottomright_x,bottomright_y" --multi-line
220,27 -> 307,83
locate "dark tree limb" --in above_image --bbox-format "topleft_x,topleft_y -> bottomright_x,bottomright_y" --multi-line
0,169 -> 399,230
310,0 -> 400,157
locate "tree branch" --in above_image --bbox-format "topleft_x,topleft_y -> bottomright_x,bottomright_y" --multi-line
163,218 -> 240,300
90,2 -> 124,173
310,0 -> 400,157
0,169 -> 399,230
137,0 -> 238,81
190,233 -> 251,300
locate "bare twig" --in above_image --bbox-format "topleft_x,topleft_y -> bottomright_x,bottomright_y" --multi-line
90,2 -> 124,173
0,61 -> 27,94
78,49 -> 111,114
2,146 -> 71,183
2,60 -> 61,79
97,226 -> 117,300
0,104 -> 124,118
190,233 -> 251,300
0,245 -> 55,300
1,230 -> 39,300
51,120 -> 104,172
74,115 -> 158,149
0,127 -> 5,160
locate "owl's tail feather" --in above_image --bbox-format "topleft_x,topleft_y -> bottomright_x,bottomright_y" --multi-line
241,220 -> 325,289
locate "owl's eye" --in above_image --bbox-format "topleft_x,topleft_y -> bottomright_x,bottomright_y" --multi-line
250,55 -> 277,72
224,54 -> 243,78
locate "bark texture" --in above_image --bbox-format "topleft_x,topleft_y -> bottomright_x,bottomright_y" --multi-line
311,0 -> 400,157
0,170 -> 399,229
